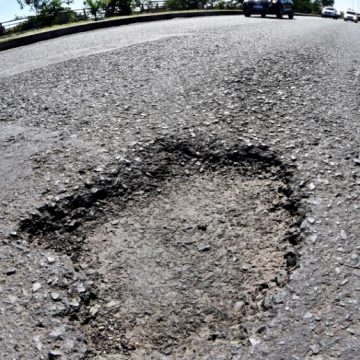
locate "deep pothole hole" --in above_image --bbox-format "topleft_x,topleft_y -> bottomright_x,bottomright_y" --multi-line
19,138 -> 304,358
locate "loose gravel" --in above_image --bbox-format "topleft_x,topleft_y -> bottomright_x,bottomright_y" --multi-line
0,16 -> 359,359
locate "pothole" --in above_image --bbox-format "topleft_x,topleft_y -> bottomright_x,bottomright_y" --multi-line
19,138 -> 304,358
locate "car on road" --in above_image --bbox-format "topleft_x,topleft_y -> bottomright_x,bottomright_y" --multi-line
343,9 -> 358,23
321,7 -> 338,19
243,0 -> 294,19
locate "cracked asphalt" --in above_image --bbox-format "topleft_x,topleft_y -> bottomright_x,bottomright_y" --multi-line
0,15 -> 359,359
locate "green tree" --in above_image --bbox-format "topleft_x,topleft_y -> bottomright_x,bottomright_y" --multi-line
321,0 -> 334,6
102,0 -> 132,16
16,0 -> 74,28
165,0 -> 183,10
85,0 -> 104,19
293,0 -> 321,13
16,0 -> 72,15
39,0 -> 65,17
164,0 -> 198,10
312,0 -> 322,12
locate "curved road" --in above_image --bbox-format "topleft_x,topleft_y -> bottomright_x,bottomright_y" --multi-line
0,16 -> 359,359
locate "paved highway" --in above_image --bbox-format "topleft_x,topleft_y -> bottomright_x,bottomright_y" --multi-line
0,15 -> 359,359
0,16 -> 355,77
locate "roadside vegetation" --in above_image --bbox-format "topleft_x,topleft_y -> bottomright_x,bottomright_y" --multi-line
0,0 -> 335,38
2,0 -> 134,35
294,0 -> 334,14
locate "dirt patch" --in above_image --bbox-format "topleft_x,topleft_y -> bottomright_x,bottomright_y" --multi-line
18,138 -> 304,358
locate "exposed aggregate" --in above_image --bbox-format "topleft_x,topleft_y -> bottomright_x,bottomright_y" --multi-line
0,16 -> 360,359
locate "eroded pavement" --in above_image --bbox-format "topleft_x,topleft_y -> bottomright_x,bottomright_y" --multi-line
0,16 -> 359,359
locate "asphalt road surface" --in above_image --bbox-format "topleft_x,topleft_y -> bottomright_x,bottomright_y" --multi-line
0,15 -> 359,359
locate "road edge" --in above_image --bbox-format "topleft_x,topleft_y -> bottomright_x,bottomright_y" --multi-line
0,10 -> 243,52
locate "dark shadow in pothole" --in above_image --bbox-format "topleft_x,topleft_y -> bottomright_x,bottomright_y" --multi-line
18,137 -> 305,358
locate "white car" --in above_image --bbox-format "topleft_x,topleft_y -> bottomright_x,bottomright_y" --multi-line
321,7 -> 338,19
344,9 -> 358,23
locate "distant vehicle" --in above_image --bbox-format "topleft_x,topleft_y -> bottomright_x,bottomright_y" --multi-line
321,7 -> 338,19
243,0 -> 294,19
344,9 -> 358,23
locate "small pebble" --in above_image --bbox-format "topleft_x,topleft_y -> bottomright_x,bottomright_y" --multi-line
47,256 -> 56,264
32,282 -> 42,292
51,292 -> 60,301
310,344 -> 321,355
308,183 -> 316,190
48,350 -> 63,359
198,244 -> 211,252
5,268 -> 17,276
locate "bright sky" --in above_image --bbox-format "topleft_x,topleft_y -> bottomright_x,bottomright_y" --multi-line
0,0 -> 360,23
